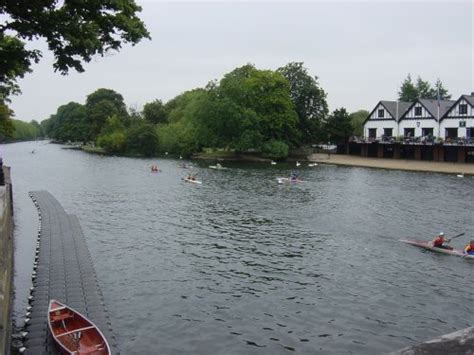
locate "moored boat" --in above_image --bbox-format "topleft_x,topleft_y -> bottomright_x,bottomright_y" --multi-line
400,239 -> 474,259
48,300 -> 111,355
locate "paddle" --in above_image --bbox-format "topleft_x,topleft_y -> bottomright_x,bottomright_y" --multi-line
447,232 -> 465,243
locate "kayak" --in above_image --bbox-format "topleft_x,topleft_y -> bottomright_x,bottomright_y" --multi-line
400,239 -> 474,259
184,178 -> 202,184
209,165 -> 228,170
277,177 -> 304,184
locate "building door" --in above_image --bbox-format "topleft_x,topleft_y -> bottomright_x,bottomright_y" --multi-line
404,128 -> 415,137
368,128 -> 376,139
445,128 -> 458,138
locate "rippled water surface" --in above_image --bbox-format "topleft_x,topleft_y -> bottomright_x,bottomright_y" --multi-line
4,141 -> 474,354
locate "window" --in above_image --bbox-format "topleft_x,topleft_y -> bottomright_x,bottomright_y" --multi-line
383,128 -> 392,137
368,128 -> 377,138
377,109 -> 384,118
414,107 -> 422,116
459,121 -> 466,127
422,128 -> 433,137
404,128 -> 415,137
459,104 -> 468,115
445,128 -> 458,138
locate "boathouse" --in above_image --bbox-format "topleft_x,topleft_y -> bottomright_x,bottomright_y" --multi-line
355,93 -> 474,163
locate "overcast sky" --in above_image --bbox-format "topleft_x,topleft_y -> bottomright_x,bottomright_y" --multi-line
9,0 -> 474,122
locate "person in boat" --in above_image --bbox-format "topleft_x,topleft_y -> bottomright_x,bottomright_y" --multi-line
432,232 -> 452,249
464,240 -> 474,255
187,174 -> 196,181
290,172 -> 298,181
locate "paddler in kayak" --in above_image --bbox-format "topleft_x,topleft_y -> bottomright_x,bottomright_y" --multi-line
464,240 -> 474,255
431,232 -> 453,250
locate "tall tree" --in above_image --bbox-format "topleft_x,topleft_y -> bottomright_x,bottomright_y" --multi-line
277,62 -> 328,144
431,78 -> 451,100
85,88 -> 128,141
349,110 -> 370,136
398,74 -> 451,101
325,108 -> 353,144
398,74 -> 418,102
143,99 -> 168,124
1,1 -> 149,137
1,1 -> 149,95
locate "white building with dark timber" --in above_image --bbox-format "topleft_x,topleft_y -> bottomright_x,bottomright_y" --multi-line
398,99 -> 454,139
440,93 -> 474,141
363,101 -> 411,139
363,93 -> 474,141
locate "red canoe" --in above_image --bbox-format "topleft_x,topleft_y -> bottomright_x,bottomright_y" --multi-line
400,239 -> 474,259
48,300 -> 111,355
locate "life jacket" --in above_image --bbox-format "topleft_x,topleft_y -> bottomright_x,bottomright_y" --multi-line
433,236 -> 445,247
464,244 -> 474,254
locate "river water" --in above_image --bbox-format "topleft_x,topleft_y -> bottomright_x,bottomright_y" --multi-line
3,141 -> 473,354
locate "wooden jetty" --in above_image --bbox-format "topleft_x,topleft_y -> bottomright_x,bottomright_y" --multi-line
21,191 -> 117,354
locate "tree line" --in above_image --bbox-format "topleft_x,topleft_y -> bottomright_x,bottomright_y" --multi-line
40,63 -> 363,159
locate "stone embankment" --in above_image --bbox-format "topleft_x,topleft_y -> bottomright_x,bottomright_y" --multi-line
0,165 -> 13,355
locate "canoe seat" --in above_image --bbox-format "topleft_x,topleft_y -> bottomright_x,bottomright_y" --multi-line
51,311 -> 74,322
79,341 -> 106,354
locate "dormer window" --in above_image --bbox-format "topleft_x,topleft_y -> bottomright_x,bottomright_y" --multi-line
459,104 -> 468,115
377,109 -> 384,118
414,107 -> 422,116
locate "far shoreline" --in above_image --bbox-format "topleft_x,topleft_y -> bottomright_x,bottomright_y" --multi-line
308,153 -> 474,176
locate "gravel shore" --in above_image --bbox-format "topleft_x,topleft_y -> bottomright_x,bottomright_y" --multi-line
308,154 -> 474,176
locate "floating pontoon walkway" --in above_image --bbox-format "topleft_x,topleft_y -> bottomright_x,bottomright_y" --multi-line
21,191 -> 117,354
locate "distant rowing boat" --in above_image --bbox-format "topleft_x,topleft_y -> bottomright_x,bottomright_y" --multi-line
400,239 -> 474,259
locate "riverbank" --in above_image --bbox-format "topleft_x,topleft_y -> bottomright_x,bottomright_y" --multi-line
309,154 -> 474,176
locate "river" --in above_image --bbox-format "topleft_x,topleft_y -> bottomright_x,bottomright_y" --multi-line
2,141 -> 473,354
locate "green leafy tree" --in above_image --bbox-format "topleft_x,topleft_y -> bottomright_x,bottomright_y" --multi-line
217,64 -> 300,149
43,102 -> 87,142
325,108 -> 353,144
1,1 -> 149,136
85,88 -> 128,141
277,62 -> 328,144
1,1 -> 149,97
97,115 -> 127,153
10,119 -> 41,141
398,74 -> 418,102
143,99 -> 168,124
349,110 -> 370,136
261,140 -> 289,160
126,121 -> 159,157
431,78 -> 451,100
0,104 -> 14,141
398,74 -> 451,101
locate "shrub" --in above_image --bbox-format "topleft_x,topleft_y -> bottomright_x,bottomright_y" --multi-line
261,139 -> 289,160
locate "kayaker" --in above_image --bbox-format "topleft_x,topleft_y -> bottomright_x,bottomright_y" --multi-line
464,240 -> 474,255
432,232 -> 451,249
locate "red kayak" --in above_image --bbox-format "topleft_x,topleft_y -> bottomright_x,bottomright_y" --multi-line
400,240 -> 474,259
48,300 -> 111,355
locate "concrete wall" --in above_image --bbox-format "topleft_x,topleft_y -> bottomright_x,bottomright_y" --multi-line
0,167 -> 13,355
